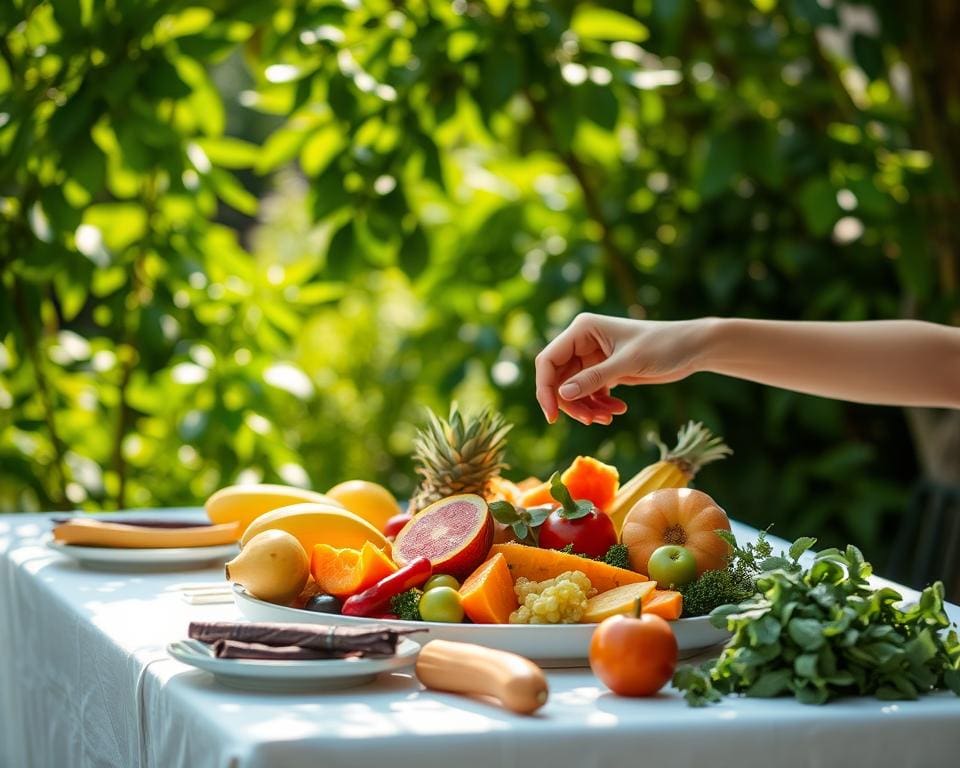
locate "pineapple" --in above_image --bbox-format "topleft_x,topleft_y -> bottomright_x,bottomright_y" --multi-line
606,421 -> 732,533
409,404 -> 512,513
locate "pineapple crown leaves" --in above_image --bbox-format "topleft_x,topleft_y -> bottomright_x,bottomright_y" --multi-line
410,403 -> 512,508
647,420 -> 732,476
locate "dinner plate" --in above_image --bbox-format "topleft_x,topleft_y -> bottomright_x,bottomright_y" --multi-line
167,637 -> 420,691
47,539 -> 238,571
233,585 -> 731,667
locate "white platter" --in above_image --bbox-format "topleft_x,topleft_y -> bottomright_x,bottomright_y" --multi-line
233,585 -> 730,667
47,539 -> 238,571
167,637 -> 420,692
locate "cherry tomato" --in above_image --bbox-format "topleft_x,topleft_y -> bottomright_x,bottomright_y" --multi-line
383,512 -> 413,538
423,574 -> 460,592
589,605 -> 678,696
539,505 -> 617,559
418,586 -> 464,623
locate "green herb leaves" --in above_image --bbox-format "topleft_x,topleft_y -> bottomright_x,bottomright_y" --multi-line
489,501 -> 552,546
673,539 -> 960,706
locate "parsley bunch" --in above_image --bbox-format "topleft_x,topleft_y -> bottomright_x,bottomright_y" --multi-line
679,531 -> 775,617
674,540 -> 960,705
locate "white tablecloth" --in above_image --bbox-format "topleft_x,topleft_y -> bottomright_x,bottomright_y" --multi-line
2,510 -> 959,768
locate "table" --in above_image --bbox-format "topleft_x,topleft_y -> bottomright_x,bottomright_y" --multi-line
2,511 -> 959,768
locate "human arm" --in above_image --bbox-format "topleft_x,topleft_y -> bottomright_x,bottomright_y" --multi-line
534,315 -> 960,424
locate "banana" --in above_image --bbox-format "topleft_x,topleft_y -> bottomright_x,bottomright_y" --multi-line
240,502 -> 390,555
52,519 -> 241,548
205,484 -> 345,532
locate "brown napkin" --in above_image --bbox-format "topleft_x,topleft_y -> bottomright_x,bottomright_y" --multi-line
211,640 -> 361,661
188,621 -> 419,659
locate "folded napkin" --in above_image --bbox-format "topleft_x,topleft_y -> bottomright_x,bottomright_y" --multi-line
210,640 -> 359,661
188,621 -> 419,660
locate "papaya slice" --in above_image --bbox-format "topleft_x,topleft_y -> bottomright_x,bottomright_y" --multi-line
490,543 -> 647,594
643,589 -> 683,621
460,553 -> 518,625
561,456 -> 619,512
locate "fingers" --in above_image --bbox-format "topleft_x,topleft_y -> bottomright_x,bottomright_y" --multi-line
559,391 -> 627,425
557,357 -> 625,401
534,324 -> 598,423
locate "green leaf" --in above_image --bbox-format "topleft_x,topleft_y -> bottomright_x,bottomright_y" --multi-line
301,127 -> 345,177
943,669 -> 960,696
256,127 -> 310,174
852,33 -> 885,81
746,668 -> 792,697
195,137 -> 261,169
794,653 -> 819,679
789,537 -> 817,561
83,204 -> 147,251
798,177 -> 839,236
571,6 -> 649,42
489,500 -> 521,524
697,130 -> 740,200
787,618 -> 825,651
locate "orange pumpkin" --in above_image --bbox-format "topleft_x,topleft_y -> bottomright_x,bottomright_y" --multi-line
620,488 -> 731,577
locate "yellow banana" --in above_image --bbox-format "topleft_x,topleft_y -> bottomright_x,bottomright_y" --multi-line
205,484 -> 344,532
52,519 -> 241,548
240,502 -> 390,555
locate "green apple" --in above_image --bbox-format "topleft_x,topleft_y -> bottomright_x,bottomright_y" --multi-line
647,545 -> 698,587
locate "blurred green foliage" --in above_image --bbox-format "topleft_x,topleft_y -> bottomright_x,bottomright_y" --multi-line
1,1 -> 957,566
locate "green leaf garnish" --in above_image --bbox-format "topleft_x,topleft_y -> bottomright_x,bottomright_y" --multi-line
674,538 -> 960,707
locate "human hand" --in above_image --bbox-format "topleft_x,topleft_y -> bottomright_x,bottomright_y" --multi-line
534,314 -> 707,424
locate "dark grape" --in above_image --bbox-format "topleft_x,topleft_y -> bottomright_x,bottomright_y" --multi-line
304,594 -> 342,614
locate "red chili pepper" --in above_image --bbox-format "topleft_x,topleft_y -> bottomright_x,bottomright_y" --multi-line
341,557 -> 432,617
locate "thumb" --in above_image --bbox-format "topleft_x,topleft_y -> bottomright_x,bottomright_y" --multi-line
558,358 -> 624,400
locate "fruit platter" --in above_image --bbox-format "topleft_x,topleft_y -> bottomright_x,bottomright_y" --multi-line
208,405 -> 747,665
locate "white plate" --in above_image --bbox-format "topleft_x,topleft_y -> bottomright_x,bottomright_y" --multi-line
167,637 -> 420,691
233,585 -> 730,667
47,539 -> 238,571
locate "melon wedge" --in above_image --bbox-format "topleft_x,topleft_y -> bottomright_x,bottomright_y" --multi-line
580,581 -> 658,623
490,542 -> 647,594
393,494 -> 494,579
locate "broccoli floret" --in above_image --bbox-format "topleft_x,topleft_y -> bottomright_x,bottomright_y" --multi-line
602,543 -> 631,570
390,588 -> 423,621
679,568 -> 754,618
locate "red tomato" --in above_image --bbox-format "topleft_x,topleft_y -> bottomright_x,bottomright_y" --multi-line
589,609 -> 678,696
383,512 -> 413,539
538,505 -> 617,559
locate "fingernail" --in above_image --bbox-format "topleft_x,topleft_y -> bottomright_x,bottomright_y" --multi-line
559,382 -> 580,399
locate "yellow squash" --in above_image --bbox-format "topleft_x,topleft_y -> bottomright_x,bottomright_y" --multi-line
608,421 -> 732,535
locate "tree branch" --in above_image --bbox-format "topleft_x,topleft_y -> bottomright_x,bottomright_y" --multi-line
523,91 -> 637,309
12,279 -> 71,509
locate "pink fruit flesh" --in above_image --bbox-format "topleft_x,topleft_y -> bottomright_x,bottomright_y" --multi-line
393,495 -> 494,578
400,501 -> 481,558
